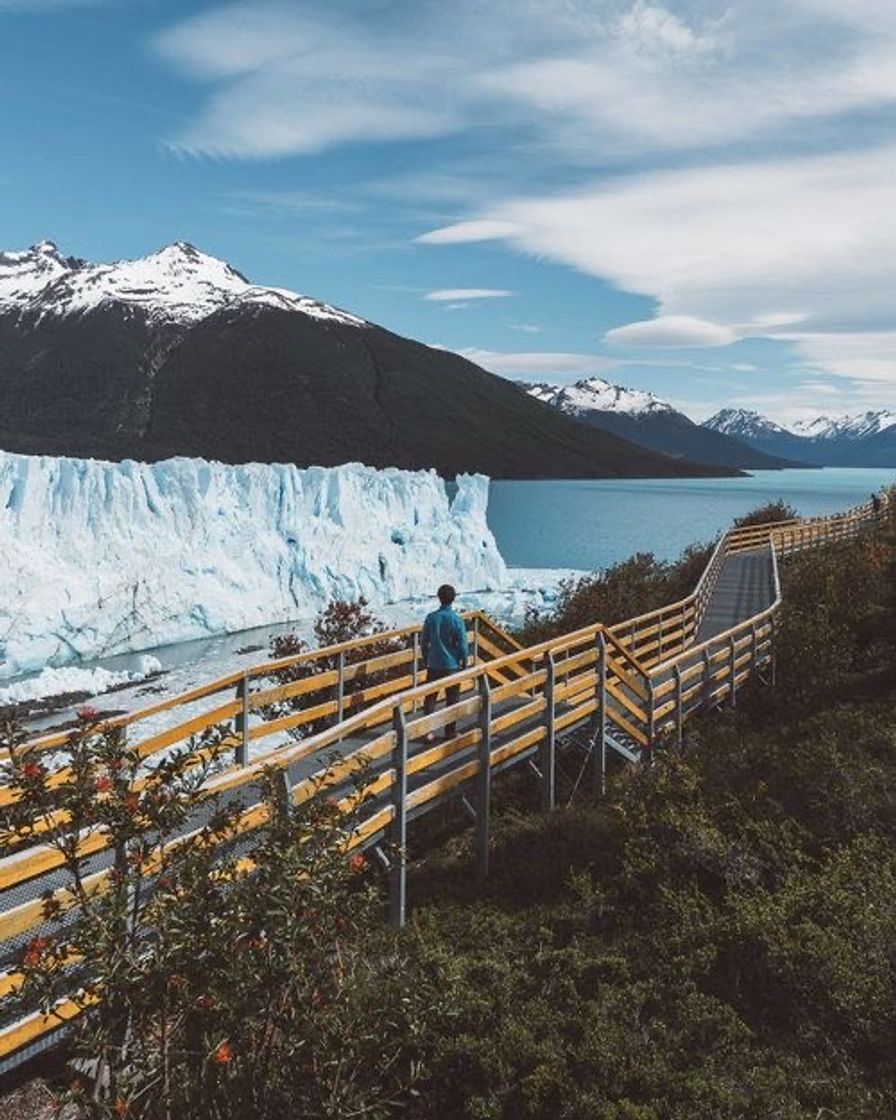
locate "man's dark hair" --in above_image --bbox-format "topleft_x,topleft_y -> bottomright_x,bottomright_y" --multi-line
437,584 -> 456,606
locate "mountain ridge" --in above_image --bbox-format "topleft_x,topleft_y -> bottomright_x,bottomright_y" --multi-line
0,241 -> 736,480
523,379 -> 795,470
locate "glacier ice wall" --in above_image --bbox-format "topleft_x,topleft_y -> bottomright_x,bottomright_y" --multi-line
0,452 -> 507,678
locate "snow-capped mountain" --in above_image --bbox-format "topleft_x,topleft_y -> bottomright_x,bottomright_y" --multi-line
0,240 -> 732,480
525,382 -> 793,471
789,411 -> 896,441
704,408 -> 896,466
705,408 -> 790,439
0,240 -> 365,326
527,377 -> 675,418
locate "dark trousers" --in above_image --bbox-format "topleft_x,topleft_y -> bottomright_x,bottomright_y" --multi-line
424,668 -> 461,737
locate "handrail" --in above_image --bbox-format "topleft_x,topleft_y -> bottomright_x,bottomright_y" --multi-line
0,490 -> 889,1067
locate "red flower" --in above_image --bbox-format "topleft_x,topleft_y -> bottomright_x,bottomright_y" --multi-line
123,792 -> 140,814
349,852 -> 366,874
213,1040 -> 233,1065
21,760 -> 44,781
23,936 -> 51,968
94,775 -> 113,793
77,704 -> 99,721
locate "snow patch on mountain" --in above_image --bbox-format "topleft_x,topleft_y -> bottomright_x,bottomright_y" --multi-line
0,241 -> 366,327
527,378 -> 675,417
0,452 -> 507,679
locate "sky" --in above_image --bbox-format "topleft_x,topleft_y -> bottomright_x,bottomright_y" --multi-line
2,0 -> 896,422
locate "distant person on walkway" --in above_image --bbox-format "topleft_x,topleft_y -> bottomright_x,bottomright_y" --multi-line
871,491 -> 882,516
421,584 -> 469,742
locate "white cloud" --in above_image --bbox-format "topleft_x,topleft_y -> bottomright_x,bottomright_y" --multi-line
153,1 -> 896,160
456,349 -> 617,379
606,315 -> 737,348
418,143 -> 896,386
424,288 -> 513,302
415,220 -> 524,245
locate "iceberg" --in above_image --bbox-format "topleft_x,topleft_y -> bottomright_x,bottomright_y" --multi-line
0,451 -> 507,679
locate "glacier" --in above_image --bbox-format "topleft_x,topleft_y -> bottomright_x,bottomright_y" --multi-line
0,451 -> 508,680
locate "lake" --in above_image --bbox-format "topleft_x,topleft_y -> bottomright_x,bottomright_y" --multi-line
486,467 -> 896,571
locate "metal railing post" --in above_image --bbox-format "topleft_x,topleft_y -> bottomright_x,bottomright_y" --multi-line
702,647 -> 712,712
541,652 -> 556,812
729,635 -> 737,707
674,664 -> 683,748
472,615 -> 480,664
336,651 -> 345,725
389,705 -> 408,929
595,631 -> 607,795
411,632 -> 420,689
234,671 -> 250,766
645,676 -> 656,761
475,676 -> 492,881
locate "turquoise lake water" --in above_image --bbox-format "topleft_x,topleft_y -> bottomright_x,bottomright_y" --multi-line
486,467 -> 896,571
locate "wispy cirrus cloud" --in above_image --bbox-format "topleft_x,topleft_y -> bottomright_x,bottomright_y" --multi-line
418,143 -> 896,398
153,1 -> 896,160
424,288 -> 512,302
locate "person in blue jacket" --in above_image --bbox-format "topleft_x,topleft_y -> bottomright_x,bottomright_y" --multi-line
421,584 -> 469,741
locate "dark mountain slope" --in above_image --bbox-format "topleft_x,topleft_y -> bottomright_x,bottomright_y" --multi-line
141,305 -> 736,478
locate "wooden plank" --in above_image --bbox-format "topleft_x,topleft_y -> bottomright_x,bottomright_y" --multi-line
0,994 -> 98,1060
490,669 -> 547,705
489,725 -> 546,768
490,696 -> 546,736
407,728 -> 481,776
605,656 -> 649,701
406,758 -> 480,811
605,680 -> 648,724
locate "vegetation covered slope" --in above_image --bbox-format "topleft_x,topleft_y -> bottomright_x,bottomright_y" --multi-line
4,505 -> 893,1119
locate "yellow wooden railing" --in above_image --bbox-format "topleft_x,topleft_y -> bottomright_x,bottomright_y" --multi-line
0,492 -> 889,1066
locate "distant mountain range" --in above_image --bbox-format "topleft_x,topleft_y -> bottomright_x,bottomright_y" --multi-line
524,379 -> 795,470
0,241 -> 733,480
705,408 -> 896,467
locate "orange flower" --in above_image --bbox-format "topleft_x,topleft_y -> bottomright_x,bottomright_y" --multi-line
213,1040 -> 233,1065
114,1098 -> 130,1116
124,792 -> 140,814
349,852 -> 366,874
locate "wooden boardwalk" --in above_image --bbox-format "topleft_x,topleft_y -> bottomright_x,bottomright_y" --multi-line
0,495 -> 887,1072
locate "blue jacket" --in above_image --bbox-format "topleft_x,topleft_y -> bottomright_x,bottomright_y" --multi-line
421,605 -> 469,671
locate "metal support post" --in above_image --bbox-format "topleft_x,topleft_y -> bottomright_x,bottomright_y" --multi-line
541,652 -> 556,812
472,615 -> 480,664
389,705 -> 408,929
594,632 -> 607,795
729,635 -> 737,707
644,676 -> 655,764
702,647 -> 713,711
475,676 -> 492,881
674,664 -> 683,748
411,632 -> 420,689
234,671 -> 250,766
336,651 -> 345,726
